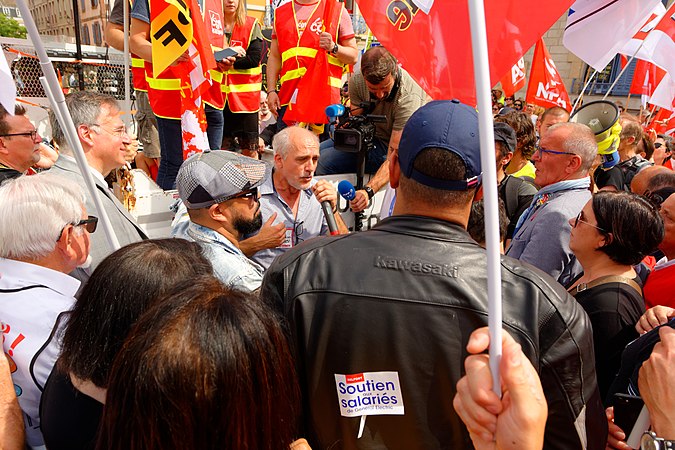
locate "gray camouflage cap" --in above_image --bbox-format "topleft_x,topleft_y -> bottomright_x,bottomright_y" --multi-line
176,150 -> 271,209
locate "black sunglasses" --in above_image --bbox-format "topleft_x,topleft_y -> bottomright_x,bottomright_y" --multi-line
228,187 -> 258,201
56,215 -> 98,241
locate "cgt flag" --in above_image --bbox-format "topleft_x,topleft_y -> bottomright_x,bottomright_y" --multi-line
629,59 -> 666,108
500,58 -> 526,98
526,39 -> 571,111
620,3 -> 667,61
355,0 -> 574,104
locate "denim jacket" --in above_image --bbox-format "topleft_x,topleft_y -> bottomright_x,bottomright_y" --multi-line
186,222 -> 264,292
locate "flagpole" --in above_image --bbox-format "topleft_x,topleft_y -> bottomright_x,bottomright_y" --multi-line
467,0 -> 502,395
15,0 -> 121,253
571,68 -> 597,115
123,0 -> 132,127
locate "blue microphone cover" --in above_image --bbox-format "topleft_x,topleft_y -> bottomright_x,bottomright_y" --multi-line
338,180 -> 356,201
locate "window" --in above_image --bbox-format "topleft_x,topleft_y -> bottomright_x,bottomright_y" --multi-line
580,56 -> 637,97
82,24 -> 90,45
93,22 -> 102,46
91,0 -> 98,8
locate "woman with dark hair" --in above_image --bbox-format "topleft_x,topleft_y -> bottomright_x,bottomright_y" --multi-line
97,277 -> 304,450
40,239 -> 213,450
567,191 -> 664,402
494,111 -> 537,182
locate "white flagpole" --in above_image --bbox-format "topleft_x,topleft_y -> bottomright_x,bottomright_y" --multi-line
16,0 -> 121,253
123,0 -> 132,127
571,69 -> 597,115
467,0 -> 502,395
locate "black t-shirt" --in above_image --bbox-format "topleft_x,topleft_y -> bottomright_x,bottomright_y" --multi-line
594,156 -> 652,191
572,279 -> 644,404
40,364 -> 104,450
109,0 -> 125,25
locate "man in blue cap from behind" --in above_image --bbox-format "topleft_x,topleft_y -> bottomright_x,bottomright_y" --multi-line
262,100 -> 606,450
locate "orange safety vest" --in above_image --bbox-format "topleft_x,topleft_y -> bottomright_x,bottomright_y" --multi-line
274,0 -> 344,107
202,0 -> 225,109
131,54 -> 148,92
221,16 -> 262,113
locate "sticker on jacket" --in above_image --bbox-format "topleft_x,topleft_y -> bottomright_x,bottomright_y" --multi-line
334,371 -> 404,417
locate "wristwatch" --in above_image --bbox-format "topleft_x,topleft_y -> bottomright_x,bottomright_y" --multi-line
641,431 -> 675,450
331,43 -> 339,55
363,186 -> 375,200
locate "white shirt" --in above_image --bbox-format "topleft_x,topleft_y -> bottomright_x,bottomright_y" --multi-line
0,258 -> 79,448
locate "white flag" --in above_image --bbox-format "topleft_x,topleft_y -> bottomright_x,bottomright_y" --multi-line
563,0 -> 662,71
619,3 -> 667,61
650,73 -> 675,113
0,51 -> 16,114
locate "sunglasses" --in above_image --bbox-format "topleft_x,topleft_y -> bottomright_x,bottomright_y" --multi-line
644,189 -> 672,207
56,215 -> 98,241
228,187 -> 258,201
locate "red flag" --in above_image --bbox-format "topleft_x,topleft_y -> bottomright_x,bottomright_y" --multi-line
642,3 -> 675,79
629,59 -> 666,97
525,39 -> 571,111
619,54 -> 628,70
284,0 -> 341,125
500,58 -> 526,98
649,108 -> 675,135
355,0 -> 574,104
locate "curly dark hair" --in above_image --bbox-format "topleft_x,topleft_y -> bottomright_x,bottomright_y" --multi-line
494,111 -> 537,160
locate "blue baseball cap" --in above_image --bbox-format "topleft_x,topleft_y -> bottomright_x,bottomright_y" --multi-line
398,100 -> 482,190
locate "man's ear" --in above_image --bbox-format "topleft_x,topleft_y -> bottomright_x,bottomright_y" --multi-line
502,151 -> 514,167
389,149 -> 400,189
77,124 -> 95,147
208,203 -> 228,222
55,224 -> 76,259
473,185 -> 484,202
273,152 -> 283,170
567,154 -> 583,174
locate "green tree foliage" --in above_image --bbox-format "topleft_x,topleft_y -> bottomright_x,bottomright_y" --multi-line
0,13 -> 27,39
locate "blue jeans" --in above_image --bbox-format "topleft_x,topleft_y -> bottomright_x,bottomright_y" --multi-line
316,136 -> 388,175
156,117 -> 183,190
205,104 -> 224,150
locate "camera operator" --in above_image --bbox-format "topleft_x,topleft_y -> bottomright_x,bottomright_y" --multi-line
316,46 -> 428,212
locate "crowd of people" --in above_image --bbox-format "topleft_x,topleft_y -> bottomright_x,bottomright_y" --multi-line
1,0 -> 675,449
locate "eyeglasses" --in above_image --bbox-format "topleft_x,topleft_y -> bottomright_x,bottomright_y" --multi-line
294,220 -> 304,245
535,146 -> 576,159
0,129 -> 38,140
90,123 -> 129,138
56,215 -> 98,241
514,103 -> 523,107
654,142 -> 663,149
227,187 -> 258,202
573,211 -> 607,233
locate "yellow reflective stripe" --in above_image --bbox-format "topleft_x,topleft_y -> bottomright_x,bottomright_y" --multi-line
329,77 -> 342,88
281,47 -> 317,63
131,58 -> 145,68
280,68 -> 306,84
210,70 -> 224,83
146,77 -> 182,90
223,82 -> 262,93
228,67 -> 262,76
327,54 -> 342,66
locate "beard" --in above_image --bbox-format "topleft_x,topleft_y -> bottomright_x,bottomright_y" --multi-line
233,209 -> 263,236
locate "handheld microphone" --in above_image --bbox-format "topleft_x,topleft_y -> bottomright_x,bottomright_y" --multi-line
325,103 -> 346,119
321,201 -> 339,235
338,180 -> 356,201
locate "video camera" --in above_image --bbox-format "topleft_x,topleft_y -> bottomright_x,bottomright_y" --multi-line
332,103 -> 386,154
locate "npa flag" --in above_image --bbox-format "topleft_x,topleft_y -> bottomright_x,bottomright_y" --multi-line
283,0 -> 341,124
526,39 -> 571,111
355,0 -> 574,104
150,0 -> 193,76
620,3 -> 667,61
563,0 -> 662,71
500,58 -> 526,98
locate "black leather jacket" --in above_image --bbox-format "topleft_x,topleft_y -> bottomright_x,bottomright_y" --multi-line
262,215 -> 607,450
